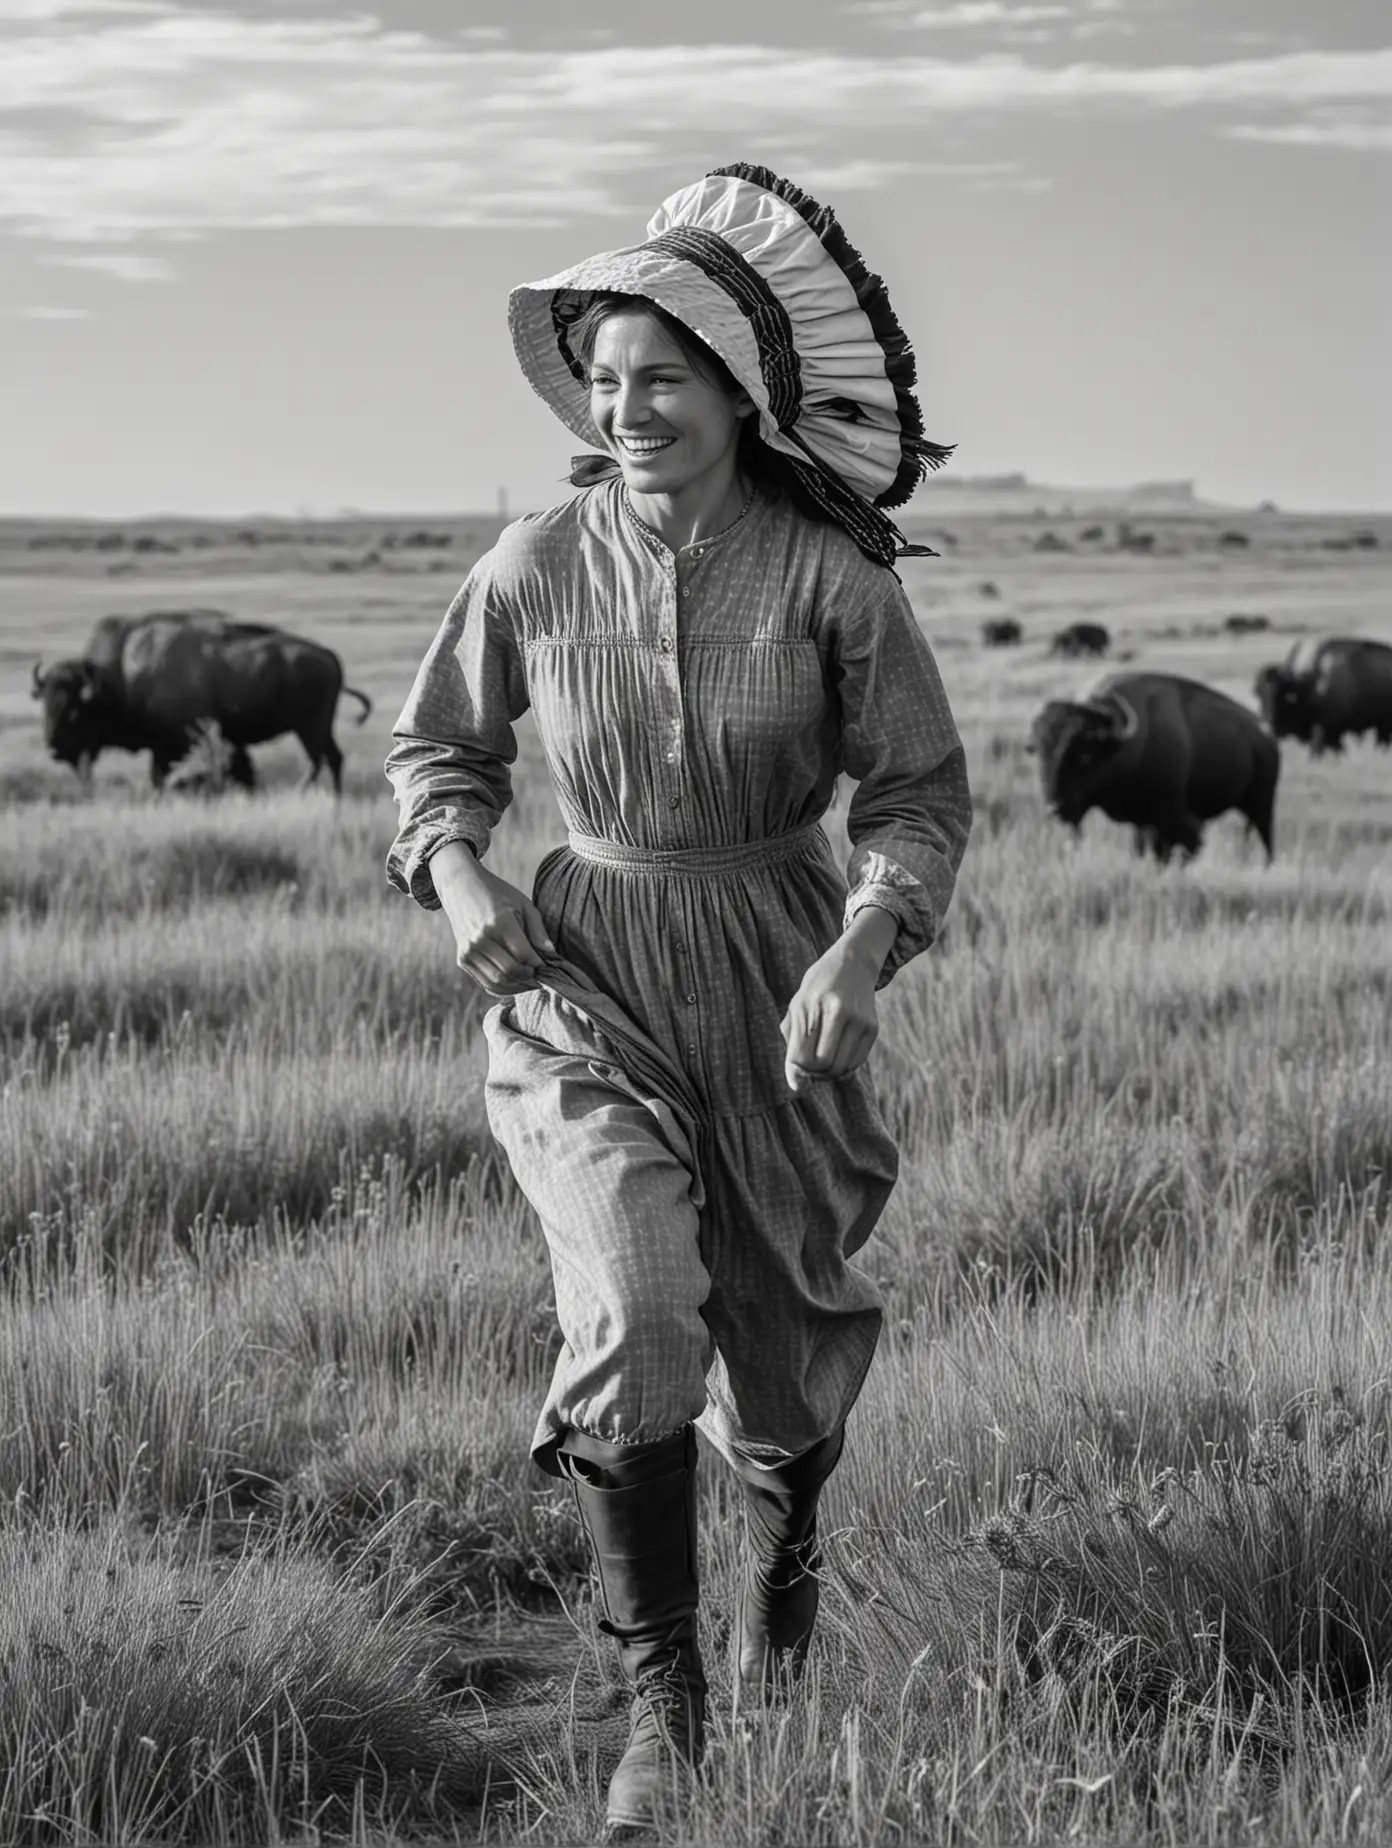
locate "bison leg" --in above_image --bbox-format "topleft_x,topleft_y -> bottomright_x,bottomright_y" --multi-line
1150,813 -> 1203,863
297,735 -> 343,795
1244,764 -> 1279,864
229,745 -> 256,789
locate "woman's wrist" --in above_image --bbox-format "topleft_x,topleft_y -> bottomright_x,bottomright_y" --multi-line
839,903 -> 898,975
428,838 -> 482,901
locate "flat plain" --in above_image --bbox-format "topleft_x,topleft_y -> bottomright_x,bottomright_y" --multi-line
1,492 -> 1390,1844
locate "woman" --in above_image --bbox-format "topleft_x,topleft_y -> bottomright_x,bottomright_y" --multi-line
386,163 -> 971,1837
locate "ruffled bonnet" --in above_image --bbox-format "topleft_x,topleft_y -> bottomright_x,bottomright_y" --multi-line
507,162 -> 951,567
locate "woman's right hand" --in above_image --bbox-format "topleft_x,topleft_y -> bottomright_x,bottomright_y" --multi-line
429,841 -> 556,995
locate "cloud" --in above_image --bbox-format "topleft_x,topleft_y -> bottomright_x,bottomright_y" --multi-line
0,1 -> 169,17
2,11 -> 1390,242
43,245 -> 174,278
21,302 -> 90,316
849,0 -> 1134,31
887,5 -> 1073,28
1228,119 -> 1392,152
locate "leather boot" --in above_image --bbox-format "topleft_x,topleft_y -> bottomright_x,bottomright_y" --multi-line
560,1426 -> 705,1837
733,1426 -> 845,1701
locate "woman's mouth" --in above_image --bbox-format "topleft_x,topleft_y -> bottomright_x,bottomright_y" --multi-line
616,436 -> 676,458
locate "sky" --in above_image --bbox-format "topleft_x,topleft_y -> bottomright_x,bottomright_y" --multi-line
2,0 -> 1388,516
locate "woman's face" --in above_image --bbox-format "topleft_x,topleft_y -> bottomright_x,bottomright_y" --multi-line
588,308 -> 753,501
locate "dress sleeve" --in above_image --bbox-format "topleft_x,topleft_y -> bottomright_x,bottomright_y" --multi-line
384,556 -> 530,909
832,578 -> 972,985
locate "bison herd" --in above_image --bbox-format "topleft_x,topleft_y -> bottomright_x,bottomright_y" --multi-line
1028,635 -> 1392,862
20,609 -> 1392,873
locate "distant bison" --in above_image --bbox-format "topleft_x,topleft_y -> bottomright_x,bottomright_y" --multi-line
32,610 -> 371,791
982,617 -> 1023,648
1030,671 -> 1279,862
1223,612 -> 1270,634
1050,622 -> 1111,659
1254,635 -> 1392,755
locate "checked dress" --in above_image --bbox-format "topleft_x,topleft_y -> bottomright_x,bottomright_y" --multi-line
385,477 -> 971,1475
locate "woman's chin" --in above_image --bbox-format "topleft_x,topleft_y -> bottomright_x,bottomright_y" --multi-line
617,458 -> 674,491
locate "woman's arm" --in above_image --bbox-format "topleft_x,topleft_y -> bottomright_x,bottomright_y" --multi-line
386,551 -> 554,992
385,564 -> 531,904
781,578 -> 971,1090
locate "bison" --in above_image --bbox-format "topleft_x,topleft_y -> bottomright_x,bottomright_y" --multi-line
1050,621 -> 1110,659
1030,671 -> 1279,862
982,617 -> 1023,648
1254,635 -> 1392,755
32,610 -> 372,792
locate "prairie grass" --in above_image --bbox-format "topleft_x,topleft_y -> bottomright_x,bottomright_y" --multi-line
1,520 -> 1390,1840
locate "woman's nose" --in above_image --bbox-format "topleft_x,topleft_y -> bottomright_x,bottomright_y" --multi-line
613,380 -> 650,426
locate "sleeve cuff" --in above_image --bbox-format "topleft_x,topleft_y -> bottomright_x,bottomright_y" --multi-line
843,852 -> 935,988
387,825 -> 486,909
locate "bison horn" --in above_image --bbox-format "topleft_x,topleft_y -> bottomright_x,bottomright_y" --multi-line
1077,694 -> 1138,740
31,660 -> 45,698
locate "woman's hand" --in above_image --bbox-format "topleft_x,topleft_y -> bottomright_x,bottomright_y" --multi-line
780,906 -> 898,1094
430,841 -> 556,996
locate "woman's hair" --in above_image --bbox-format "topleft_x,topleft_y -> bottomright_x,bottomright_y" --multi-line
566,291 -> 836,529
567,293 -> 738,396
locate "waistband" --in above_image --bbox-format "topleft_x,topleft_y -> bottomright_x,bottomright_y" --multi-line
566,821 -> 824,878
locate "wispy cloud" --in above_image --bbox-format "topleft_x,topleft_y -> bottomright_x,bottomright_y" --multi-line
21,301 -> 90,316
1228,118 -> 1392,152
884,5 -> 1073,28
2,9 -> 1389,242
850,0 -> 1134,35
43,245 -> 174,278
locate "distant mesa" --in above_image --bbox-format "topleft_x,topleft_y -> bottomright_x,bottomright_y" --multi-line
911,472 -> 1213,518
1130,480 -> 1197,504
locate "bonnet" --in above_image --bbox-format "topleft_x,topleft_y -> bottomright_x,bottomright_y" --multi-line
507,162 -> 952,566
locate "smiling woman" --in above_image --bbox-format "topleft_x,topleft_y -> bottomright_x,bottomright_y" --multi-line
575,296 -> 757,549
384,160 -> 972,1838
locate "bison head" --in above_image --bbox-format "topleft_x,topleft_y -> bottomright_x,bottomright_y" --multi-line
31,657 -> 109,770
1254,664 -> 1312,740
1030,693 -> 1139,828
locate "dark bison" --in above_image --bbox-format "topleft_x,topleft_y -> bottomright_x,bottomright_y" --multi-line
1050,621 -> 1110,659
982,617 -> 1023,648
1254,635 -> 1392,755
1030,671 -> 1279,862
32,610 -> 372,791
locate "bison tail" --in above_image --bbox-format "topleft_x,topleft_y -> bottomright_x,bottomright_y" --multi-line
343,686 -> 373,726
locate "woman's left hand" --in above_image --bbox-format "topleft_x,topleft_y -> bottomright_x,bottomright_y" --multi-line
780,911 -> 895,1093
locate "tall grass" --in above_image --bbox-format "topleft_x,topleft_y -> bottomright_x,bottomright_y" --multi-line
1,673 -> 1390,1838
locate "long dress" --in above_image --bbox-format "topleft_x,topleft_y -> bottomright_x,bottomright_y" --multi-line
386,478 -> 971,1474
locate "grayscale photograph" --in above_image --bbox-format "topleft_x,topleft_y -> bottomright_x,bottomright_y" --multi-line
0,1 -> 1388,1842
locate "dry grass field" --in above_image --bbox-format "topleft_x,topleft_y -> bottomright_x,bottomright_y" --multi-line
1,494 -> 1390,1844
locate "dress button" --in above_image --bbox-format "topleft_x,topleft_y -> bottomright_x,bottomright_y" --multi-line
659,636 -> 674,653
665,750 -> 676,763
687,1043 -> 698,1056
681,587 -> 692,600
686,992 -> 697,1005
691,547 -> 704,559
668,794 -> 680,808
